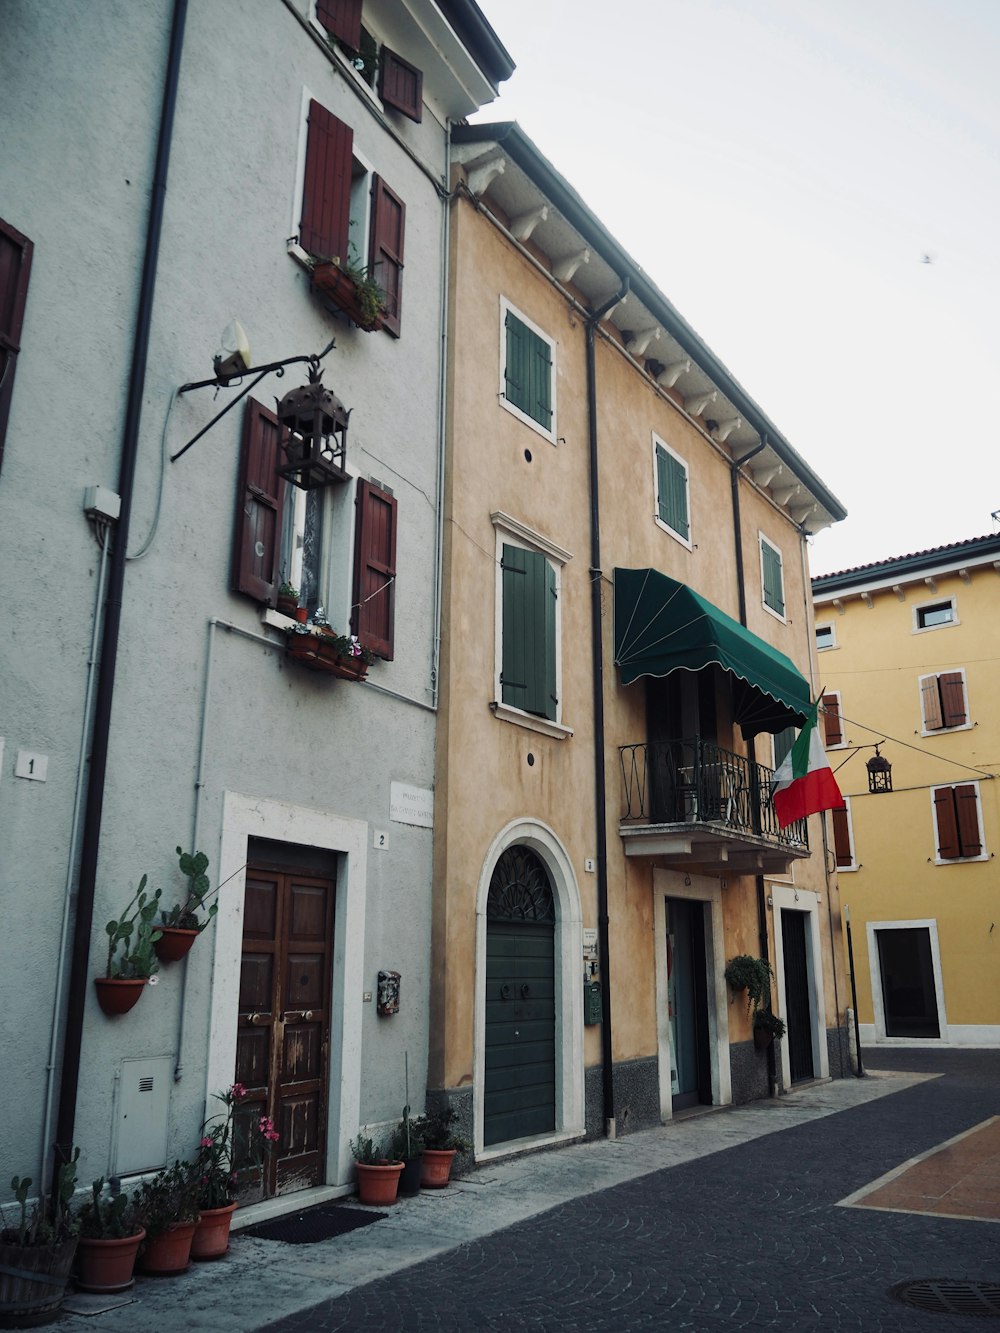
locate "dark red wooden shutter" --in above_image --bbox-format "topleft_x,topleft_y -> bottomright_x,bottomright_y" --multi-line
934,787 -> 960,860
831,804 -> 852,868
352,478 -> 397,659
233,400 -> 286,605
0,216 -> 33,472
300,100 -> 353,263
369,176 -> 405,337
379,48 -> 423,122
315,0 -> 362,50
822,693 -> 843,747
955,784 -> 982,857
939,672 -> 967,728
921,675 -> 943,730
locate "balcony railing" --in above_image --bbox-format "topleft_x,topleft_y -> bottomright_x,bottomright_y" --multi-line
619,737 -> 808,849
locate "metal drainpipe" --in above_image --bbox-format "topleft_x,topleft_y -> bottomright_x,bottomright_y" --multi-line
729,441 -> 778,1093
53,0 -> 188,1180
585,278 -> 629,1137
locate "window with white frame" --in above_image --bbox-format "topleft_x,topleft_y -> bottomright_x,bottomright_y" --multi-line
759,533 -> 785,619
312,2 -> 424,121
652,435 -> 691,547
920,670 -> 970,733
500,300 -> 556,442
830,797 -> 856,870
932,783 -> 986,862
914,598 -> 957,632
815,623 -> 836,651
492,513 -> 571,736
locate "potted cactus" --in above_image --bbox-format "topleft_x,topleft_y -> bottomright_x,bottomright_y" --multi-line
95,876 -> 162,1014
74,1178 -> 145,1293
154,847 -> 219,963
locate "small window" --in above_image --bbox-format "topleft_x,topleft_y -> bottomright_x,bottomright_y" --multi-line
500,300 -> 556,441
821,692 -> 844,747
0,215 -> 33,474
915,599 -> 956,631
815,624 -> 835,651
920,671 -> 969,732
759,534 -> 785,619
653,436 -> 690,546
933,783 -> 985,861
831,798 -> 856,870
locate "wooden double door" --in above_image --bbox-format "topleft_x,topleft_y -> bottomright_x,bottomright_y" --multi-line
236,866 -> 335,1199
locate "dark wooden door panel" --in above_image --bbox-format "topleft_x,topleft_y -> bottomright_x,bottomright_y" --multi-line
238,866 -> 335,1199
781,909 -> 815,1083
484,919 -> 555,1146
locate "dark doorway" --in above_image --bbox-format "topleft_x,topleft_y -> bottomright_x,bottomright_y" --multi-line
780,909 -> 815,1082
666,897 -> 712,1110
877,927 -> 940,1038
484,847 -> 556,1147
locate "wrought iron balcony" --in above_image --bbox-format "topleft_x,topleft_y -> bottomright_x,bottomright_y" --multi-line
618,737 -> 809,875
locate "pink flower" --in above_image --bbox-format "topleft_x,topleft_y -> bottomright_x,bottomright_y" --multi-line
200,1136 -> 214,1147
231,1083 -> 246,1099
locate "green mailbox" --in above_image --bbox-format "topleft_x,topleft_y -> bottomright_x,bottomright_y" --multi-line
584,980 -> 602,1025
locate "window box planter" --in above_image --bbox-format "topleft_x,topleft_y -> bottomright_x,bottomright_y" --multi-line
286,631 -> 370,680
311,261 -> 385,333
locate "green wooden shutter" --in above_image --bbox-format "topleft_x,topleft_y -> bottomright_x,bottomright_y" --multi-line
501,544 -> 557,721
762,541 -> 784,615
655,444 -> 688,538
505,310 -> 552,430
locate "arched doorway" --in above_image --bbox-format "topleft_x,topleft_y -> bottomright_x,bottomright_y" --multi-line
484,846 -> 556,1146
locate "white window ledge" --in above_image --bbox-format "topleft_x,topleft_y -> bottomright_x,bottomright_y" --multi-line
490,701 -> 573,740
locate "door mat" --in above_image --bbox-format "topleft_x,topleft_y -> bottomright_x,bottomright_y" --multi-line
239,1203 -> 388,1245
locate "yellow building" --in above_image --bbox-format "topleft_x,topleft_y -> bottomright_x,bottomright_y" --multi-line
813,536 -> 1000,1046
432,121 -> 852,1159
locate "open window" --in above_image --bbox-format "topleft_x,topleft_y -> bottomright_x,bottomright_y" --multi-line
0,215 -> 33,474
296,98 -> 406,335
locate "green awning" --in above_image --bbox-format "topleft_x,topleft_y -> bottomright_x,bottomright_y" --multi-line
613,567 -> 811,737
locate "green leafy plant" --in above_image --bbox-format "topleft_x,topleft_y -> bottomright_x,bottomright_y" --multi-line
104,877 -> 162,978
724,955 -> 773,1015
316,626 -> 376,666
753,1009 -> 787,1040
412,1106 -> 471,1154
76,1178 -> 139,1240
278,581 -> 299,600
160,847 -> 219,930
391,1105 -> 423,1164
350,1132 -> 393,1166
193,1083 -> 279,1210
132,1162 -> 200,1236
1,1150 -> 79,1248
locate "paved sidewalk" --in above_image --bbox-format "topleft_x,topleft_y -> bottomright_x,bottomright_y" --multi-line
59,1067 -> 933,1332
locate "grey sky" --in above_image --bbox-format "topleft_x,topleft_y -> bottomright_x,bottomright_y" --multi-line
472,0 -> 1000,574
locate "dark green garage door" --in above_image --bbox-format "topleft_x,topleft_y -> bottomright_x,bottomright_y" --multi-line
484,847 -> 556,1147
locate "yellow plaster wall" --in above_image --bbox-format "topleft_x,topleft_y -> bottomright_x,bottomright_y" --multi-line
816,566 -> 1000,1029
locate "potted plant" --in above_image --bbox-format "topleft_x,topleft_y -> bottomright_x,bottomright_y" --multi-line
190,1083 -> 278,1260
391,1105 -> 424,1198
753,1009 -> 787,1050
413,1107 -> 471,1189
286,625 -> 376,680
95,877 -> 162,1014
154,847 -> 219,963
350,1133 -> 403,1206
276,581 -> 299,617
0,1153 -> 78,1326
311,252 -> 386,332
133,1162 -> 200,1276
74,1178 -> 145,1293
724,955 -> 773,1014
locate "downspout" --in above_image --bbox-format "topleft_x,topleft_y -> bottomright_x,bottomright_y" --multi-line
431,121 -> 452,708
586,278 -> 629,1137
53,0 -> 188,1176
730,441 -> 778,1094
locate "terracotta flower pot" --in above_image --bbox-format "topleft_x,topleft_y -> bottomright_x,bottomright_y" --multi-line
277,595 -> 298,617
294,606 -> 309,624
75,1229 -> 146,1293
355,1161 -> 403,1206
420,1148 -> 457,1189
139,1220 -> 198,1276
153,927 -> 198,963
190,1203 -> 237,1261
94,976 -> 146,1015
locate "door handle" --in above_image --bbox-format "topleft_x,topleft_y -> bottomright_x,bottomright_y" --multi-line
520,984 -> 531,999
500,984 -> 512,1000
246,1012 -> 269,1026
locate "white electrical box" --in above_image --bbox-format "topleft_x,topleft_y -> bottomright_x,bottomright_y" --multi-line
83,485 -> 121,522
115,1056 -> 172,1176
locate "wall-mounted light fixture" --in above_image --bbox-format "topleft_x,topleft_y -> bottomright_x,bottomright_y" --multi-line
867,745 -> 892,794
276,362 -> 349,490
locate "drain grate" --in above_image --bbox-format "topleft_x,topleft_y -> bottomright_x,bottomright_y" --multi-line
892,1280 -> 1000,1318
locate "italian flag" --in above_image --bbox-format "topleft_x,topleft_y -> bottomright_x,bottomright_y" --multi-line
772,697 -> 843,829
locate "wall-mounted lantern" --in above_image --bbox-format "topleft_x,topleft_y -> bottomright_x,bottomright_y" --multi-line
867,745 -> 892,794
276,362 -> 350,490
